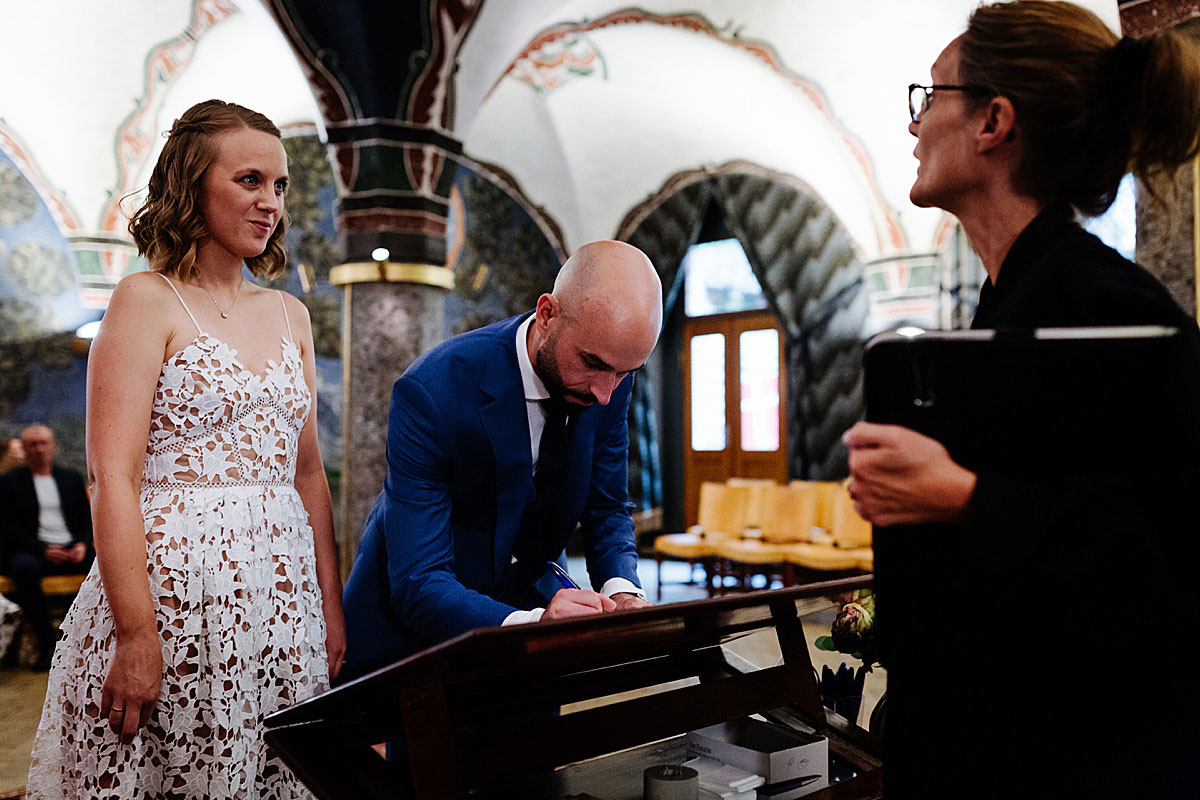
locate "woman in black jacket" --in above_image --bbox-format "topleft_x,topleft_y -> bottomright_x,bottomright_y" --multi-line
844,3 -> 1200,797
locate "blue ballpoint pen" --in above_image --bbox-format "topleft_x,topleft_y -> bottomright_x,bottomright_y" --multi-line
546,561 -> 580,590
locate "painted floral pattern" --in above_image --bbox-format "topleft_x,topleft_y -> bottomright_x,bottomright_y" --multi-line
7,241 -> 76,296
0,161 -> 36,227
27,331 -> 327,799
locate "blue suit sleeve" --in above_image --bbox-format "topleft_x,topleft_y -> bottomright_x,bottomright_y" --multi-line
383,375 -> 518,641
578,382 -> 642,591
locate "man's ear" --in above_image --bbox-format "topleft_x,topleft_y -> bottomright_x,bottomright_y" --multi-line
976,95 -> 1017,154
534,293 -> 557,329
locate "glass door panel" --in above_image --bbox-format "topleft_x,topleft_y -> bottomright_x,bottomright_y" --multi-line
739,328 -> 780,452
689,333 -> 726,451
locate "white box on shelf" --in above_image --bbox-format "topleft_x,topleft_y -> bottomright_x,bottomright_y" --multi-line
685,718 -> 827,790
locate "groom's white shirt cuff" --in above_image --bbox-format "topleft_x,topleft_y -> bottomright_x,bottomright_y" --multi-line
501,579 -> 646,626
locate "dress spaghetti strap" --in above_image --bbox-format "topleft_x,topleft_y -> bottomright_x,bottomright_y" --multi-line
155,273 -> 203,336
277,291 -> 294,342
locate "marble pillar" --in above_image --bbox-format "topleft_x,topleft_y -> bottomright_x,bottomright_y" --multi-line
1135,18 -> 1200,319
1136,165 -> 1196,318
339,280 -> 445,573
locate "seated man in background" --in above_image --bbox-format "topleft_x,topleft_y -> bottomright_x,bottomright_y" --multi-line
0,425 -> 92,670
342,240 -> 662,679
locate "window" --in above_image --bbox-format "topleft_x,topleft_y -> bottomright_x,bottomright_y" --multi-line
682,239 -> 767,317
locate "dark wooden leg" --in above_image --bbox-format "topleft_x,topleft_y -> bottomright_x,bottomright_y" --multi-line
655,554 -> 664,602
401,683 -> 466,798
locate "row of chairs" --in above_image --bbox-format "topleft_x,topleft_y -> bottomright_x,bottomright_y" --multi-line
653,479 -> 872,600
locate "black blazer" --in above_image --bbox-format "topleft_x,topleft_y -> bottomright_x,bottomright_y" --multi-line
0,465 -> 92,569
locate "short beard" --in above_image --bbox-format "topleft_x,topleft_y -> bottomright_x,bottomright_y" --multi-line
533,328 -> 593,413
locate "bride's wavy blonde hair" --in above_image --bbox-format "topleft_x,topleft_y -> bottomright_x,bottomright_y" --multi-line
129,99 -> 288,280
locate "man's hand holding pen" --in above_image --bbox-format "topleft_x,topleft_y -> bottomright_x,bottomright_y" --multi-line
542,561 -> 649,618
544,589 -> 616,619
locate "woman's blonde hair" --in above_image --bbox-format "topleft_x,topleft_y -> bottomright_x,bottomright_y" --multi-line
129,99 -> 288,280
959,0 -> 1200,216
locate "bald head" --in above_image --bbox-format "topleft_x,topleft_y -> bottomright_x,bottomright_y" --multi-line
552,240 -> 662,346
528,241 -> 663,408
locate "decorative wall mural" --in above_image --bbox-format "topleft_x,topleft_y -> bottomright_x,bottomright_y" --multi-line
0,297 -> 56,346
445,165 -> 561,336
0,162 -> 36,228
510,35 -> 605,94
0,150 -> 86,341
98,0 -> 238,246
0,150 -> 91,474
7,242 -> 76,297
506,7 -> 904,253
271,133 -> 344,471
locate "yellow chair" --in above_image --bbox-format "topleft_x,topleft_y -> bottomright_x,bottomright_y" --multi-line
0,573 -> 85,597
653,483 -> 751,600
779,482 -> 872,580
760,483 -> 821,543
828,482 -> 873,550
713,484 -> 818,593
726,478 -> 776,530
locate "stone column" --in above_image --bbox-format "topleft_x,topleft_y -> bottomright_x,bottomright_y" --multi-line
1126,14 -> 1200,318
326,121 -> 461,569
1136,164 -> 1196,318
263,0 -> 484,571
332,262 -> 450,574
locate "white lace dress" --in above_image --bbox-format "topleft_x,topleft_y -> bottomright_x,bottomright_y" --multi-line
27,283 -> 329,799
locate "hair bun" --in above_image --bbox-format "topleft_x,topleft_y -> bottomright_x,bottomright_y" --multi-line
1107,36 -> 1150,104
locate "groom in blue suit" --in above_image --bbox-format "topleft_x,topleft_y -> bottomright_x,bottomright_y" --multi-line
342,241 -> 663,679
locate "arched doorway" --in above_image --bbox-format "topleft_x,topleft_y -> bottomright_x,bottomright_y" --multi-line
620,162 -> 868,529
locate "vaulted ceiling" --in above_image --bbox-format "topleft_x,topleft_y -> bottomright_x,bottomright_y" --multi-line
0,0 -> 1124,309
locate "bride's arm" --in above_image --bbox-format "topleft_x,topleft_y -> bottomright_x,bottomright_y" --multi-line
287,294 -> 345,681
86,272 -> 174,742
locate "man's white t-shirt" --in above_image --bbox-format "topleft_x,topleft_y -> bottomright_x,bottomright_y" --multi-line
32,474 -> 73,547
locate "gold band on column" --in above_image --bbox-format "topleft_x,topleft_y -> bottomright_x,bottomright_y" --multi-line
329,262 -> 454,289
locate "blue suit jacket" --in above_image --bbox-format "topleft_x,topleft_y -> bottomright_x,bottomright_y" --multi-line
341,313 -> 642,679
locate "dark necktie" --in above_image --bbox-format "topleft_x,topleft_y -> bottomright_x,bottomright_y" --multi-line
511,399 -> 570,572
535,398 -> 569,493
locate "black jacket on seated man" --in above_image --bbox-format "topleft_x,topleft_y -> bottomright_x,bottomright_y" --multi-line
0,465 -> 93,667
1,466 -> 93,562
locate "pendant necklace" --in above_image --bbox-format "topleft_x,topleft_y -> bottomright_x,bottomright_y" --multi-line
200,276 -> 244,319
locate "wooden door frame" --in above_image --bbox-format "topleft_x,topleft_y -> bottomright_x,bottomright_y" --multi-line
682,310 -> 787,526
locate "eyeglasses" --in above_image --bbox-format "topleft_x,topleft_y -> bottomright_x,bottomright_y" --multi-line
908,83 -> 992,122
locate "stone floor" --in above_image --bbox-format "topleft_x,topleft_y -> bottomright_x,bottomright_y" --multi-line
0,558 -> 880,793
0,668 -> 46,793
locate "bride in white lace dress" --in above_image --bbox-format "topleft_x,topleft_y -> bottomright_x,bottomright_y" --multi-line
26,100 -> 345,799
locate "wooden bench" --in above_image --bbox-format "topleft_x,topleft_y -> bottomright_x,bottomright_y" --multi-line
0,573 -> 87,597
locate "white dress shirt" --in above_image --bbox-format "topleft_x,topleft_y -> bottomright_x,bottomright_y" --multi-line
503,316 -> 644,625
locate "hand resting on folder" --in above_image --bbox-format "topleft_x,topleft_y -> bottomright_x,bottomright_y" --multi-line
842,422 -> 976,527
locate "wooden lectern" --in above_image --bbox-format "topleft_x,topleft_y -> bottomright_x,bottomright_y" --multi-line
264,577 -> 882,799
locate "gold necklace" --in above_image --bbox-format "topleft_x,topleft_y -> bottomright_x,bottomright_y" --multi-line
199,276 -> 244,319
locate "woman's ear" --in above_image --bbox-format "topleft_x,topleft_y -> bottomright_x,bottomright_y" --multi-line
976,96 -> 1018,154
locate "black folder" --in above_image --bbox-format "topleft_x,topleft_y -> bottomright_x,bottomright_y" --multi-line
863,324 -> 1185,478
